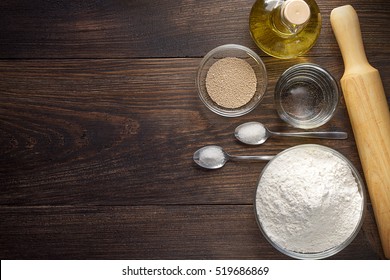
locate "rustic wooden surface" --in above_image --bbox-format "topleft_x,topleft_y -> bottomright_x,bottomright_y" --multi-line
0,0 -> 389,259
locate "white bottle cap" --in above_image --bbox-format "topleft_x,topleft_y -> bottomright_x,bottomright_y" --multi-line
283,0 -> 311,25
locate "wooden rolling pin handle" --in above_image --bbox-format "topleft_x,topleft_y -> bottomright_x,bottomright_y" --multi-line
330,5 -> 371,74
331,5 -> 390,259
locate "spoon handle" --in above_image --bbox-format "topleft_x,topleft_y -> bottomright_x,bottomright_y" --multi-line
271,131 -> 348,139
229,155 -> 274,162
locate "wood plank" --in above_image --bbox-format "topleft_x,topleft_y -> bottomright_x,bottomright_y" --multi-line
0,205 -> 384,259
1,57 -> 389,206
0,0 -> 389,58
1,0 -> 387,262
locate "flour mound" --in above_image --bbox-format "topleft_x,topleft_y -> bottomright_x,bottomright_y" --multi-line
256,146 -> 363,253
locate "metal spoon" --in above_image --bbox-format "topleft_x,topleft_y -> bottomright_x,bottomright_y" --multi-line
235,121 -> 348,145
193,145 -> 273,169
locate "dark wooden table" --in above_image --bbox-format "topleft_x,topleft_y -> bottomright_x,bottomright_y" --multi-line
0,0 -> 389,260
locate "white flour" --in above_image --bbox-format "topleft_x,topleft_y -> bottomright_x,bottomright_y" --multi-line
256,146 -> 363,253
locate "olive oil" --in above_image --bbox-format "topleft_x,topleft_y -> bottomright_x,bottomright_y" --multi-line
250,0 -> 321,59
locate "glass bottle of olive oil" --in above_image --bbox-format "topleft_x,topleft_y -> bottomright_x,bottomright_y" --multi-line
249,0 -> 321,59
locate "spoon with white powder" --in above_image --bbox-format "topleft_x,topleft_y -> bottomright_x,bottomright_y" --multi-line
193,145 -> 273,169
235,121 -> 348,145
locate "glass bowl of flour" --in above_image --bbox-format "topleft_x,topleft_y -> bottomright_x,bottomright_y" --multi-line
254,144 -> 366,259
196,44 -> 267,117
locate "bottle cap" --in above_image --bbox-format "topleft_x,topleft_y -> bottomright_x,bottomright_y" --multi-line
283,0 -> 311,25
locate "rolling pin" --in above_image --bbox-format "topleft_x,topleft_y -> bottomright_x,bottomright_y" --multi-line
331,5 -> 390,259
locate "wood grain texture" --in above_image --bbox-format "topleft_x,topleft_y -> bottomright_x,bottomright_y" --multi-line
0,205 -> 384,259
1,57 -> 388,206
0,0 -> 389,259
0,0 -> 389,58
331,5 -> 390,258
